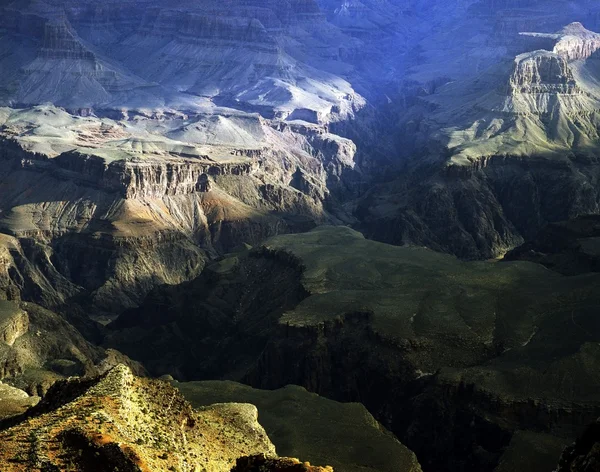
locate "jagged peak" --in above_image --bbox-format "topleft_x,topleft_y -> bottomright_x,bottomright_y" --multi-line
559,21 -> 594,36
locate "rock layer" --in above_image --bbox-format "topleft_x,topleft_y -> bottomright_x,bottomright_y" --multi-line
0,101 -> 361,318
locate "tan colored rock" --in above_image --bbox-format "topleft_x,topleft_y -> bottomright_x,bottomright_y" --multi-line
0,365 -> 276,471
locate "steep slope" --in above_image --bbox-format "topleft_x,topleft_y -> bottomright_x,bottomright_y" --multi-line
555,420 -> 600,472
105,226 -> 600,471
0,298 -> 144,398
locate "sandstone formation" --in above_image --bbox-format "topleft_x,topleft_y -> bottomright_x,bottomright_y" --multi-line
357,20 -> 600,259
1,2 -> 600,471
509,50 -> 579,94
0,103 -> 359,319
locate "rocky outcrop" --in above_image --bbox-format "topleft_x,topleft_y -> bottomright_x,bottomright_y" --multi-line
232,455 -> 332,472
39,20 -> 95,60
0,298 -> 146,399
553,22 -> 600,61
0,382 -> 38,421
0,365 -> 281,472
509,51 -> 579,94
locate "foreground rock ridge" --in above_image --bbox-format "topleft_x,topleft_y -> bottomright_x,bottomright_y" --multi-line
0,364 -> 342,472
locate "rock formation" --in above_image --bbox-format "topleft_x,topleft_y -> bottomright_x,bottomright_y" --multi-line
0,297 -> 145,401
105,226 -> 600,471
508,50 -> 579,94
0,382 -> 38,421
0,102 -> 358,318
357,18 -> 600,259
0,0 -> 364,121
0,364 -> 284,471
232,456 -> 332,472
2,2 -> 600,471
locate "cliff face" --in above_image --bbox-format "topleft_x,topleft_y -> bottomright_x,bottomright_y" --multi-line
553,22 -> 600,60
355,18 -> 600,259
39,21 -> 95,60
509,51 -> 578,94
0,97 -> 361,318
0,298 -> 146,400
356,155 -> 600,259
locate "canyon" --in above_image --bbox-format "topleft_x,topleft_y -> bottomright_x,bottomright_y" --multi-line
0,0 -> 600,471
